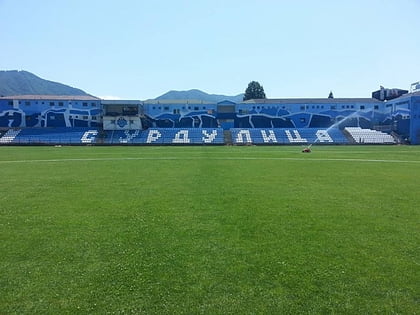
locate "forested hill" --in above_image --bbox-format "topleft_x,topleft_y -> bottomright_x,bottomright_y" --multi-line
0,70 -> 244,102
155,89 -> 244,103
0,70 -> 89,96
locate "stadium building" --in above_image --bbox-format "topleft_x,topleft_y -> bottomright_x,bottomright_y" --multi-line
1,85 -> 419,145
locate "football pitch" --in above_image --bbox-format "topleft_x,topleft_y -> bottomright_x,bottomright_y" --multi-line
1,145 -> 419,314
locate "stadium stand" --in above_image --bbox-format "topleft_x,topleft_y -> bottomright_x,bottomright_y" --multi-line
3,128 -> 99,144
0,129 -> 21,143
344,127 -> 395,144
104,128 -> 225,144
230,128 -> 349,144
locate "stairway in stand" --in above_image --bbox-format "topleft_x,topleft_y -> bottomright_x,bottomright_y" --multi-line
223,130 -> 232,145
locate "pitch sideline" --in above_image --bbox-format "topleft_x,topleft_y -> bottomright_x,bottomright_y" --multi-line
0,156 -> 419,164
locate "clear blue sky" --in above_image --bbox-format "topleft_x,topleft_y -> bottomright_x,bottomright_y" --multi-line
1,0 -> 419,100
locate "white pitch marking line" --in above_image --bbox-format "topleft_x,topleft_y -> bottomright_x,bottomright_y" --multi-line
0,157 -> 419,164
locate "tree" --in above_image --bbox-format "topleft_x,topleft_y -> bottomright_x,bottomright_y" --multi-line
243,81 -> 266,101
328,91 -> 334,99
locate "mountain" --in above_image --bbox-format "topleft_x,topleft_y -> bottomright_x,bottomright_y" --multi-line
0,70 -> 90,97
0,70 -> 243,102
155,89 -> 244,103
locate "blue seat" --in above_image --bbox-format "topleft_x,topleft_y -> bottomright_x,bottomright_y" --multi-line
11,128 -> 99,144
230,128 -> 349,144
103,128 -> 224,144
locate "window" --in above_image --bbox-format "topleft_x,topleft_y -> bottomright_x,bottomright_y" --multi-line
360,105 -> 365,110
129,120 -> 134,124
374,105 -> 379,110
194,106 -> 199,110
25,101 -> 30,106
50,102 -> 55,106
300,106 -> 305,110
164,106 -> 169,111
8,101 -> 13,106
83,102 -> 88,107
83,116 -> 88,120
92,116 -> 97,120
91,102 -> 96,106
58,102 -> 64,106
331,106 -> 336,110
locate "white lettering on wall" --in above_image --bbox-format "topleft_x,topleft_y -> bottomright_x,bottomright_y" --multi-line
146,130 -> 162,143
202,130 -> 217,143
81,130 -> 98,143
285,130 -> 307,143
261,130 -> 277,143
316,130 -> 333,142
119,130 -> 140,143
172,130 -> 191,143
236,130 -> 252,143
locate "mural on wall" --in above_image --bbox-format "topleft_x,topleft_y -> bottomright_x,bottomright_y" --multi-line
0,98 -> 401,131
0,101 -> 102,128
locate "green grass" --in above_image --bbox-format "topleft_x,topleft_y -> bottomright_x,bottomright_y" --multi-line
0,145 -> 419,314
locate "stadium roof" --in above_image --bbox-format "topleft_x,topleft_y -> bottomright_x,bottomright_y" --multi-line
243,98 -> 383,104
0,95 -> 100,100
142,99 -> 214,104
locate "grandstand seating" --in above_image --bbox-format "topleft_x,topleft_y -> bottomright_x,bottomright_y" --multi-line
344,127 -> 395,144
0,127 -> 398,145
230,128 -> 349,144
0,129 -> 21,143
1,128 -> 99,144
104,128 -> 225,144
